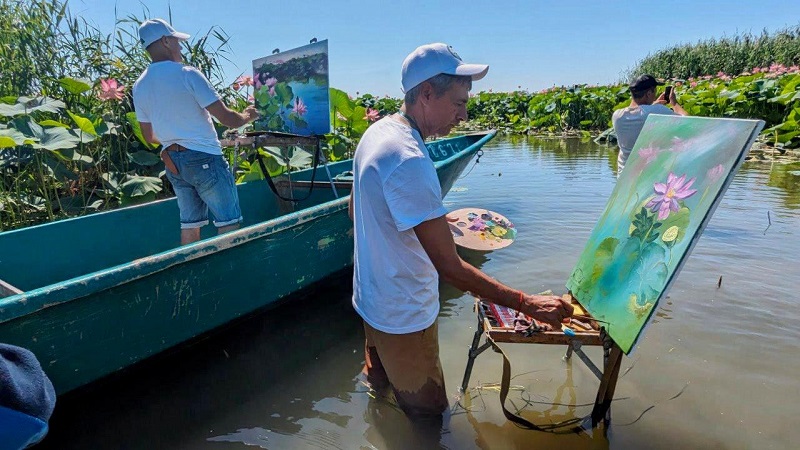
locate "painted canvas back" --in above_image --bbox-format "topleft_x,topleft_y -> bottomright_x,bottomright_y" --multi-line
252,40 -> 330,136
566,115 -> 765,354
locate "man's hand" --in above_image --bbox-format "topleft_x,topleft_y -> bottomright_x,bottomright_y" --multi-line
243,105 -> 259,123
667,87 -> 678,106
519,294 -> 574,330
655,92 -> 668,104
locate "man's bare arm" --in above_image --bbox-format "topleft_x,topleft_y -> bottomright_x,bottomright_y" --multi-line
206,101 -> 259,128
139,122 -> 159,146
348,193 -> 354,221
414,215 -> 573,329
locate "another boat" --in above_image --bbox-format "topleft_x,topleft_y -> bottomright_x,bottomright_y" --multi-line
0,131 -> 496,394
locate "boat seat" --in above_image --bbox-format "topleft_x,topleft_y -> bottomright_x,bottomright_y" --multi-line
0,279 -> 22,298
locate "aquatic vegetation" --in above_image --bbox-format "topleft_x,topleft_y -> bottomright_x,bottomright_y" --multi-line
97,78 -> 125,101
466,67 -> 800,149
631,26 -> 800,81
364,108 -> 380,122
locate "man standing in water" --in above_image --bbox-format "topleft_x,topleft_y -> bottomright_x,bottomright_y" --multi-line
133,18 -> 258,245
349,43 -> 574,417
613,74 -> 688,176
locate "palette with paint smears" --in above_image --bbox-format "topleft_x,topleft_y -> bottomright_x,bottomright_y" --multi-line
446,208 -> 517,251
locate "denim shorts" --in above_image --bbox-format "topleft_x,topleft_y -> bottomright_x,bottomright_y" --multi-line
164,150 -> 243,229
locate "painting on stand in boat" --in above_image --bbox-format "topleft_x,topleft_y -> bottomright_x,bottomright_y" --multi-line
252,40 -> 330,136
566,115 -> 765,354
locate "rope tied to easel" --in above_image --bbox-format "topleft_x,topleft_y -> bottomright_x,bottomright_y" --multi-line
255,139 -> 322,203
487,333 -> 591,434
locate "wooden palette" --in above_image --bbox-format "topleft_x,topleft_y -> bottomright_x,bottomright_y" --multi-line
446,208 -> 517,251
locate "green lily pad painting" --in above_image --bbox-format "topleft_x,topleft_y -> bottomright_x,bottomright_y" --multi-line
566,115 -> 764,354
252,40 -> 330,136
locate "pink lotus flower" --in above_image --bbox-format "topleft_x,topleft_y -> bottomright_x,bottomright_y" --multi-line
670,137 -> 689,153
98,78 -> 125,101
269,86 -> 276,97
293,96 -> 307,116
646,172 -> 697,220
690,81 -> 698,88
232,75 -> 253,91
265,77 -> 278,88
365,108 -> 380,122
638,145 -> 660,164
706,164 -> 725,182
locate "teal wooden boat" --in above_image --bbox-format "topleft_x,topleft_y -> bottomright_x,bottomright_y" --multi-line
0,131 -> 496,394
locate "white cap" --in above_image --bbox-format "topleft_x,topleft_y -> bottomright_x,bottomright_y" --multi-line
401,43 -> 489,93
138,18 -> 190,48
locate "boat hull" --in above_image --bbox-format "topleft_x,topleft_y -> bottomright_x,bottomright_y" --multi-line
0,131 -> 495,393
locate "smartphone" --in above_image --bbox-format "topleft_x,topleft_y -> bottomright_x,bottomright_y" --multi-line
664,85 -> 673,100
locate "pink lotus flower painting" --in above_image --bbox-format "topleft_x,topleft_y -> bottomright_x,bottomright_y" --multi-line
645,173 -> 697,219
251,40 -> 330,136
566,115 -> 765,354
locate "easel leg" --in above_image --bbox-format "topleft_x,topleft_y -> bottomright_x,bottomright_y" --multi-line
460,317 -> 486,393
591,343 -> 623,428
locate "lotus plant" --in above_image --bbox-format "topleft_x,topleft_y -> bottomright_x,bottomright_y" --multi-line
98,78 -> 125,101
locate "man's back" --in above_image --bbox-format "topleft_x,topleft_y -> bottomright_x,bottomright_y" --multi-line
132,61 -> 221,154
611,104 -> 674,170
612,103 -> 674,171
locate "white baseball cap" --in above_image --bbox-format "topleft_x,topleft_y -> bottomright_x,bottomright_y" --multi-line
401,43 -> 489,93
138,18 -> 190,48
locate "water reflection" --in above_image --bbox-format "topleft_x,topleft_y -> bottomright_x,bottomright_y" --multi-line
766,161 -> 800,209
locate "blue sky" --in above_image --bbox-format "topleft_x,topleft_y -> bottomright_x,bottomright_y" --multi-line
72,0 -> 799,96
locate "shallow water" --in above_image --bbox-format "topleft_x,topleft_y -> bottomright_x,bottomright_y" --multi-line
39,137 -> 800,449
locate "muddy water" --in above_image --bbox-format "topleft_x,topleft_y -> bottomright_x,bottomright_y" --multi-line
38,137 -> 800,449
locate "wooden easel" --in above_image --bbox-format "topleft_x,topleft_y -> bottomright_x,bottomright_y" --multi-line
460,294 -> 623,431
221,131 -> 343,213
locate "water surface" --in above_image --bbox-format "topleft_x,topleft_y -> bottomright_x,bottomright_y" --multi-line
39,137 -> 800,449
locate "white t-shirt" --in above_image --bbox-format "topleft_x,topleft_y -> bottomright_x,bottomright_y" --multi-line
351,118 -> 448,334
612,104 -> 675,172
132,61 -> 222,155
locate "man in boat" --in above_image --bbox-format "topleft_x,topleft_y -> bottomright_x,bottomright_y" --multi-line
612,74 -> 688,176
0,343 -> 56,449
349,43 -> 574,418
133,18 -> 259,245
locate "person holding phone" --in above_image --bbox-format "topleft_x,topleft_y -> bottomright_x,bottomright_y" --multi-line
612,74 -> 688,176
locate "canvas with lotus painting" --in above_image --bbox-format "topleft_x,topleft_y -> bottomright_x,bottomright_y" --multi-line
566,115 -> 765,354
251,40 -> 330,136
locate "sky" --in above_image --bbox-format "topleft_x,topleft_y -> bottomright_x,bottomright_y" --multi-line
71,0 -> 800,97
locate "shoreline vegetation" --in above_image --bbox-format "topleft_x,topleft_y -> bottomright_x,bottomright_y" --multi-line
1,1 -> 799,231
